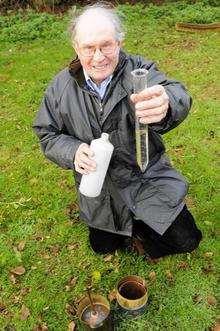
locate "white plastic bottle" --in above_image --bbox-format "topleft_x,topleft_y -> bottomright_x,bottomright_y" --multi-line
79,133 -> 114,197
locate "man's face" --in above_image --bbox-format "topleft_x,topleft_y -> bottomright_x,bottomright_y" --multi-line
74,16 -> 121,85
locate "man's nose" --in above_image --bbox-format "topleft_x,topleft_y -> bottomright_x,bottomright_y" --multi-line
93,48 -> 105,60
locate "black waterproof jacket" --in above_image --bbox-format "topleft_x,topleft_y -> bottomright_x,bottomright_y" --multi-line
33,51 -> 192,236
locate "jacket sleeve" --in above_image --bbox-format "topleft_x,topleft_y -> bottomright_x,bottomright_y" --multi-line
33,82 -> 82,170
141,58 -> 192,134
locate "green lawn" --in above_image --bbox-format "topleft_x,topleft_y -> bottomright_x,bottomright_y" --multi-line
0,3 -> 219,331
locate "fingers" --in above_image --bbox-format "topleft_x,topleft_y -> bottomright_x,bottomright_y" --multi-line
131,85 -> 165,103
130,85 -> 169,124
74,143 -> 96,175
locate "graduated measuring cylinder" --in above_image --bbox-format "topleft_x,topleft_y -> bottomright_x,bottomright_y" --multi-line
131,68 -> 149,172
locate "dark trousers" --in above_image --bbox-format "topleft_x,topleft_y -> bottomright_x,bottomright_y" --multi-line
89,205 -> 202,258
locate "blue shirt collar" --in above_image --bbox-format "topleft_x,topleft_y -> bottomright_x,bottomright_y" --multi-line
83,69 -> 112,100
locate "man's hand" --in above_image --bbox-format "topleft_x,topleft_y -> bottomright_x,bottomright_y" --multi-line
130,85 -> 169,124
74,143 -> 96,175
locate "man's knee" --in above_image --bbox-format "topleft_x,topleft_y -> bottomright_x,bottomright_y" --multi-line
162,205 -> 203,254
89,227 -> 126,254
177,229 -> 202,253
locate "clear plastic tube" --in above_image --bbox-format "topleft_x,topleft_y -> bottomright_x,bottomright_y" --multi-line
131,68 -> 149,172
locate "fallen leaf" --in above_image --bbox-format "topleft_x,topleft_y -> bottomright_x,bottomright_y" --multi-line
31,266 -> 38,271
67,243 -> 79,250
149,271 -> 156,282
68,321 -> 76,331
50,244 -> 60,256
184,196 -> 196,209
33,324 -> 48,331
29,177 -> 38,185
149,257 -> 163,264
10,266 -> 25,276
104,254 -> 113,262
92,271 -> 101,284
204,252 -> 214,258
65,201 -> 79,220
0,303 -> 6,313
202,263 -> 214,274
177,261 -> 188,269
20,287 -> 31,296
9,273 -> 17,284
65,277 -> 78,291
43,306 -> 49,311
108,289 -> 117,302
69,277 -> 77,286
66,304 -> 76,317
20,304 -> 30,320
42,254 -> 50,260
206,295 -> 217,306
17,241 -> 26,252
165,270 -> 174,283
213,323 -> 220,331
32,235 -> 44,241
3,324 -> 16,331
193,294 -> 203,303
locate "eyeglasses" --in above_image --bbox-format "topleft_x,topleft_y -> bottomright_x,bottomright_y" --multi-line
79,42 -> 119,57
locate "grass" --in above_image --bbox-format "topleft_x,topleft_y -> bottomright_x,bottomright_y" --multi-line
0,2 -> 219,330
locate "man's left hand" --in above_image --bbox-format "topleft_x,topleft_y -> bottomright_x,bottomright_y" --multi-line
130,85 -> 169,124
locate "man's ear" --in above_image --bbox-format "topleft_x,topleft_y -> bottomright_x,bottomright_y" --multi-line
119,40 -> 125,48
73,40 -> 79,55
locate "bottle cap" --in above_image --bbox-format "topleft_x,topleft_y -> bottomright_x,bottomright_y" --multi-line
101,133 -> 109,141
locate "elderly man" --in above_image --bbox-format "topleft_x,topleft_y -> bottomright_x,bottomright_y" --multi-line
33,3 -> 202,258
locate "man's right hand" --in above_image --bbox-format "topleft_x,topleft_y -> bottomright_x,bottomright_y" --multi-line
74,143 -> 96,175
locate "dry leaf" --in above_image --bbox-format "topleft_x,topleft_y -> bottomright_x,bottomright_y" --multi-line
20,287 -> 31,296
149,271 -> 156,282
104,254 -> 113,262
66,304 -> 76,317
69,277 -> 77,286
33,324 -> 48,331
12,296 -> 20,304
20,304 -> 30,320
10,266 -> 26,275
206,295 -> 217,306
67,243 -> 79,250
177,261 -> 188,269
68,321 -> 76,331
32,235 -> 44,241
202,264 -> 214,274
42,254 -> 50,260
165,270 -> 174,283
31,266 -> 37,270
193,294 -> 203,303
0,303 -> 6,313
50,244 -> 60,256
149,257 -> 163,264
213,323 -> 220,331
9,273 -> 17,284
108,289 -> 117,302
204,252 -> 214,258
65,276 -> 78,291
17,241 -> 26,251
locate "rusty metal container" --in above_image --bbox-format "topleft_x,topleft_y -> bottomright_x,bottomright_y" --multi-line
77,293 -> 114,330
116,275 -> 148,316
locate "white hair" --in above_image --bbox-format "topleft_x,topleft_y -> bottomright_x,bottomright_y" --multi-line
68,2 -> 125,44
